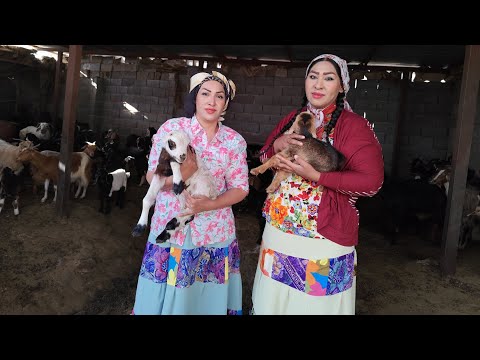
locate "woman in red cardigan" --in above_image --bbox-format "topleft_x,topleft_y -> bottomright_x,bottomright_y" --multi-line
251,54 -> 384,315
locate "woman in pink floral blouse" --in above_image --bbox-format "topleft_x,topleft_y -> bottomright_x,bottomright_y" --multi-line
132,71 -> 249,315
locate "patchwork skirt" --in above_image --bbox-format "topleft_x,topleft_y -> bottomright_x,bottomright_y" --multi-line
132,231 -> 242,315
251,223 -> 356,315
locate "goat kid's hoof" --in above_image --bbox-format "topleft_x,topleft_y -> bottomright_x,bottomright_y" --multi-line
266,186 -> 277,193
132,224 -> 147,237
156,231 -> 170,243
173,181 -> 185,195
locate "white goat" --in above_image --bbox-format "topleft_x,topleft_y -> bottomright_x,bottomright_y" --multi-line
131,130 -> 219,243
97,168 -> 131,214
19,122 -> 52,141
0,139 -> 36,175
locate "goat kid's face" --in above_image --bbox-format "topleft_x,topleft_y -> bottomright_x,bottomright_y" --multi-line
18,140 -> 35,150
430,167 -> 451,188
82,142 -> 97,157
37,123 -> 51,135
166,131 -> 189,163
291,112 -> 317,138
17,148 -> 35,162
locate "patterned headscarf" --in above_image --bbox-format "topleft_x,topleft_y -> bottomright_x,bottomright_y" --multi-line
189,71 -> 236,116
305,54 -> 352,111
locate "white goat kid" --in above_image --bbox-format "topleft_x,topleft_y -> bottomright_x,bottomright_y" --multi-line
131,130 -> 219,243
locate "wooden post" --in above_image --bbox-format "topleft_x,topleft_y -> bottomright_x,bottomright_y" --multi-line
391,73 -> 409,178
56,45 -> 82,218
52,50 -> 63,128
440,45 -> 480,276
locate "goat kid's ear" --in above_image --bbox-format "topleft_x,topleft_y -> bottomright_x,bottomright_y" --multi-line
32,143 -> 41,149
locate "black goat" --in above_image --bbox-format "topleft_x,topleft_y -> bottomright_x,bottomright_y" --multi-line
0,167 -> 20,216
380,179 -> 447,245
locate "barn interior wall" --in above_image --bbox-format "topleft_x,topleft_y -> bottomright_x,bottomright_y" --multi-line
9,56 -> 480,178
0,64 -> 18,122
76,59 -> 472,177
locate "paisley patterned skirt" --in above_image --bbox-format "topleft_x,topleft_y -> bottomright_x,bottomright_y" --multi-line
252,223 -> 356,315
132,231 -> 242,315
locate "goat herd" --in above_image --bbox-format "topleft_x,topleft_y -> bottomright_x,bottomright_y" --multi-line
1,120 -> 480,251
378,158 -> 480,250
0,121 -> 156,220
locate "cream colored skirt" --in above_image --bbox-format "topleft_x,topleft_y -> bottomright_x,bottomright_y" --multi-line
251,223 -> 357,315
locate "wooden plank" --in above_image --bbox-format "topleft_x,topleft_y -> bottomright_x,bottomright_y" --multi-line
440,45 -> 480,276
52,50 -> 63,128
56,45 -> 82,218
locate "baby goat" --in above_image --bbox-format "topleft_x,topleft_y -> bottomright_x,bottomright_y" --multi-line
0,167 -> 20,216
250,112 -> 345,193
97,168 -> 130,214
131,130 -> 218,243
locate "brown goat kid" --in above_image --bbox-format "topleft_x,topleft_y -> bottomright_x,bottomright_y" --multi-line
250,112 -> 345,193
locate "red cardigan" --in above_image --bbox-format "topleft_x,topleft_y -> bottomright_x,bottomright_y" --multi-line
260,108 -> 384,247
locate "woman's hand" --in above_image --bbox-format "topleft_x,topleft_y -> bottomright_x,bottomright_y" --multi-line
273,134 -> 305,153
276,154 -> 320,182
180,145 -> 198,181
179,191 -> 213,217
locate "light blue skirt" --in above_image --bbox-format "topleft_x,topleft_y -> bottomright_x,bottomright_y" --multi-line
132,230 -> 242,315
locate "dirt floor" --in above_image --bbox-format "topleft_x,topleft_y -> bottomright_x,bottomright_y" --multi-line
1,183 -> 480,315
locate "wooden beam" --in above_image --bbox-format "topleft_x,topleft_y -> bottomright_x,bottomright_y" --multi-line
440,45 -> 480,276
52,51 -> 63,128
390,75 -> 409,177
56,45 -> 82,218
285,45 -> 293,62
361,45 -> 380,65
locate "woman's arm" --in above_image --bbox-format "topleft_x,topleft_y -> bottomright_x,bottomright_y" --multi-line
275,120 -> 384,197
181,135 -> 250,215
180,188 -> 248,216
259,109 -> 301,162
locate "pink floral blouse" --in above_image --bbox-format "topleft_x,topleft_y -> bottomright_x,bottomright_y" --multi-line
147,116 -> 249,247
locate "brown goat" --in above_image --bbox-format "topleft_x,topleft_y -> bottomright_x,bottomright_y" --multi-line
17,148 -> 93,202
250,112 -> 345,193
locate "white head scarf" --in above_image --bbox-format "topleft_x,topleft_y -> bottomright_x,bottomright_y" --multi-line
305,54 -> 352,111
189,71 -> 236,117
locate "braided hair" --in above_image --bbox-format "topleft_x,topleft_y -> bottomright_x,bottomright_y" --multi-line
258,58 -> 346,156
314,58 -> 345,141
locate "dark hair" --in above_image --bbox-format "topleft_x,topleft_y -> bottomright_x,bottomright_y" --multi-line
184,78 -> 231,118
259,58 -> 346,156
184,86 -> 200,118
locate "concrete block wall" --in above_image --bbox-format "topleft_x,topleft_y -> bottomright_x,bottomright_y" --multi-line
396,81 -> 457,177
0,76 -> 17,121
75,58 -> 178,142
73,58 -> 480,177
347,79 -> 399,174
